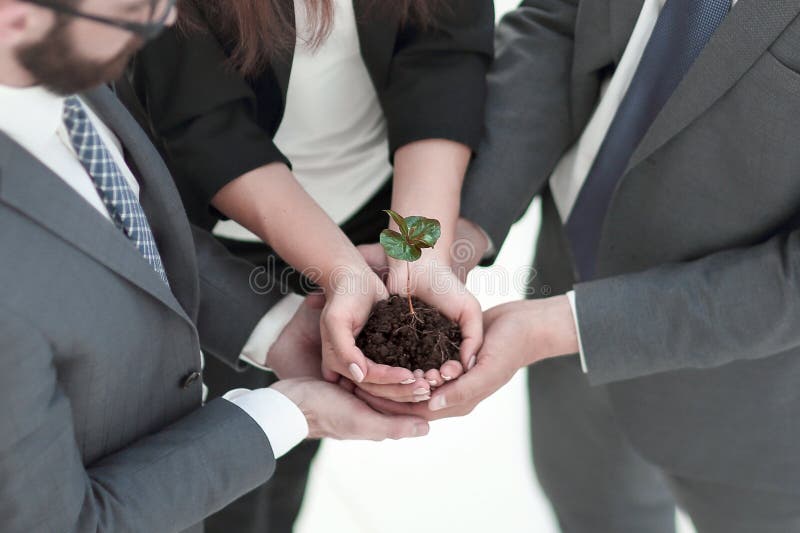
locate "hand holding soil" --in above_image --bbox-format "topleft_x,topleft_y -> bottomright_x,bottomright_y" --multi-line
354,211 -> 484,397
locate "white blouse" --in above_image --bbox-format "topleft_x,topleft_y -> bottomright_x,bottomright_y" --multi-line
214,0 -> 392,241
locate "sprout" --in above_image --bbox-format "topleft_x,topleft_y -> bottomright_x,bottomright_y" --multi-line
380,209 -> 441,315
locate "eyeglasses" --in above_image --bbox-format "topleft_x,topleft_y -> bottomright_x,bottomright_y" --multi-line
22,0 -> 176,41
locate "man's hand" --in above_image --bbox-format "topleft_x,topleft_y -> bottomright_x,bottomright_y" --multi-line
267,294 -> 325,380
355,296 -> 579,420
270,378 -> 430,440
451,217 -> 491,283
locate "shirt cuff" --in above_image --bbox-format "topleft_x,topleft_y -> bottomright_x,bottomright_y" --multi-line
223,388 -> 309,459
240,293 -> 305,370
566,291 -> 588,373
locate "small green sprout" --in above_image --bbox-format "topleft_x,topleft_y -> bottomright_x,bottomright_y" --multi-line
380,209 -> 441,315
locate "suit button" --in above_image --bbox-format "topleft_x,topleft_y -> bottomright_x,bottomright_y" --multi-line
181,371 -> 201,389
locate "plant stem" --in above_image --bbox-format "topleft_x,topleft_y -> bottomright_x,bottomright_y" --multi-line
406,262 -> 415,315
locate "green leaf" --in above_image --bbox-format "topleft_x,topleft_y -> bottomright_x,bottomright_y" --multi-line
383,209 -> 409,239
380,229 -> 421,262
405,216 -> 441,248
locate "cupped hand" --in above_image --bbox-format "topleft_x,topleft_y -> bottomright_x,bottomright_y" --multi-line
267,293 -> 325,380
386,255 -> 484,374
354,296 -> 578,421
270,377 -> 430,441
320,264 -> 426,401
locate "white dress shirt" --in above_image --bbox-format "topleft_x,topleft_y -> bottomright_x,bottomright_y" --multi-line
226,0 -> 395,367
0,84 -> 308,458
551,0 -> 736,372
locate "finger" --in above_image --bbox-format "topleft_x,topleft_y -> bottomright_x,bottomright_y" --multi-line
337,378 -> 356,393
322,363 -> 340,383
349,409 -> 430,441
363,360 -> 415,385
305,292 -> 326,310
439,360 -> 464,382
356,379 -> 430,402
357,243 -> 389,271
321,312 -> 369,383
413,369 -> 425,380
428,353 -> 510,413
457,298 -> 484,369
354,388 -> 431,418
424,368 -> 442,388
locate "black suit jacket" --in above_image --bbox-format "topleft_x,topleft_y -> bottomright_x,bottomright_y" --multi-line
130,0 -> 495,229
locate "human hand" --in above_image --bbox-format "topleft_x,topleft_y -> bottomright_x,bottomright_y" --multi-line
451,217 -> 491,283
354,296 -> 578,420
320,266 -> 424,400
385,253 -> 484,380
267,293 -> 325,380
357,243 -> 480,389
270,377 -> 430,440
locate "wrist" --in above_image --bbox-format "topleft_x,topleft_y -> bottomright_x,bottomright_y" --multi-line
523,296 -> 579,365
543,295 -> 580,358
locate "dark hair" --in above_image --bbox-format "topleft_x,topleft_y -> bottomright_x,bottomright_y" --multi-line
179,0 -> 442,78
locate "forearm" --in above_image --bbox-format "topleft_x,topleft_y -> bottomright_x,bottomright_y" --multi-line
211,163 -> 369,291
461,0 -> 580,254
574,230 -> 800,385
391,139 -> 472,267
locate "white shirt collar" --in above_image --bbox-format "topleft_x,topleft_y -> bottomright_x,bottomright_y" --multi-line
0,84 -> 66,149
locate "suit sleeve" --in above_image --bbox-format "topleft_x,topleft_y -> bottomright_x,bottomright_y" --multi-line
460,0 -> 580,258
130,20 -> 289,214
0,307 -> 276,533
574,228 -> 800,385
382,0 -> 495,155
191,224 -> 287,370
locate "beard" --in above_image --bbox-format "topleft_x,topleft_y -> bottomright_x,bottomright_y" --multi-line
16,15 -> 143,95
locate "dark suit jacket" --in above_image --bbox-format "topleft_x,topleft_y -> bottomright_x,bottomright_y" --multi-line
0,87 -> 286,532
129,0 -> 495,229
462,0 -> 800,493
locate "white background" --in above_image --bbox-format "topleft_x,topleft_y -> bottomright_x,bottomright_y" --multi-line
296,2 -> 697,531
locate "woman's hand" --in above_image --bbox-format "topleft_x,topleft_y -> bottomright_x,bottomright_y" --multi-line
320,266 -> 434,401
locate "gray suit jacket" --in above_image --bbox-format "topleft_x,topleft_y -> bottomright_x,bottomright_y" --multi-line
462,0 -> 800,493
0,87 -> 285,531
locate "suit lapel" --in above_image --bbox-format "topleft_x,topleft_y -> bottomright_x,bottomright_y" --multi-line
626,0 -> 800,172
82,86 -> 199,323
0,133 -> 191,325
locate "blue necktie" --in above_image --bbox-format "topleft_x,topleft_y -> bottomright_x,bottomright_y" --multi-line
62,96 -> 170,286
565,0 -> 731,280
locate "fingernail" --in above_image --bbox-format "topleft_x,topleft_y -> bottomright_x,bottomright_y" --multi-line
430,396 -> 447,411
441,374 -> 453,381
467,355 -> 477,371
412,424 -> 429,437
413,387 -> 429,396
349,363 -> 365,383
427,379 -> 437,386
400,378 -> 416,385
414,394 -> 431,402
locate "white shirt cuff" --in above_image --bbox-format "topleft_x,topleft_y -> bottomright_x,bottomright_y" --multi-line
566,291 -> 588,373
223,388 -> 309,459
240,293 -> 305,370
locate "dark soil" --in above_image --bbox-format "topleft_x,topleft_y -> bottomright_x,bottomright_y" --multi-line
356,295 -> 462,371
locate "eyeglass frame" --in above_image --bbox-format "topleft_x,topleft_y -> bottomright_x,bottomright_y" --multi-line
21,0 -> 176,41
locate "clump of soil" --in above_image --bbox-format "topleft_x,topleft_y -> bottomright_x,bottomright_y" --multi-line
356,295 -> 462,371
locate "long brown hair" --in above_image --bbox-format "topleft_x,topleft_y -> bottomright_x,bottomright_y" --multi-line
180,0 -> 442,78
